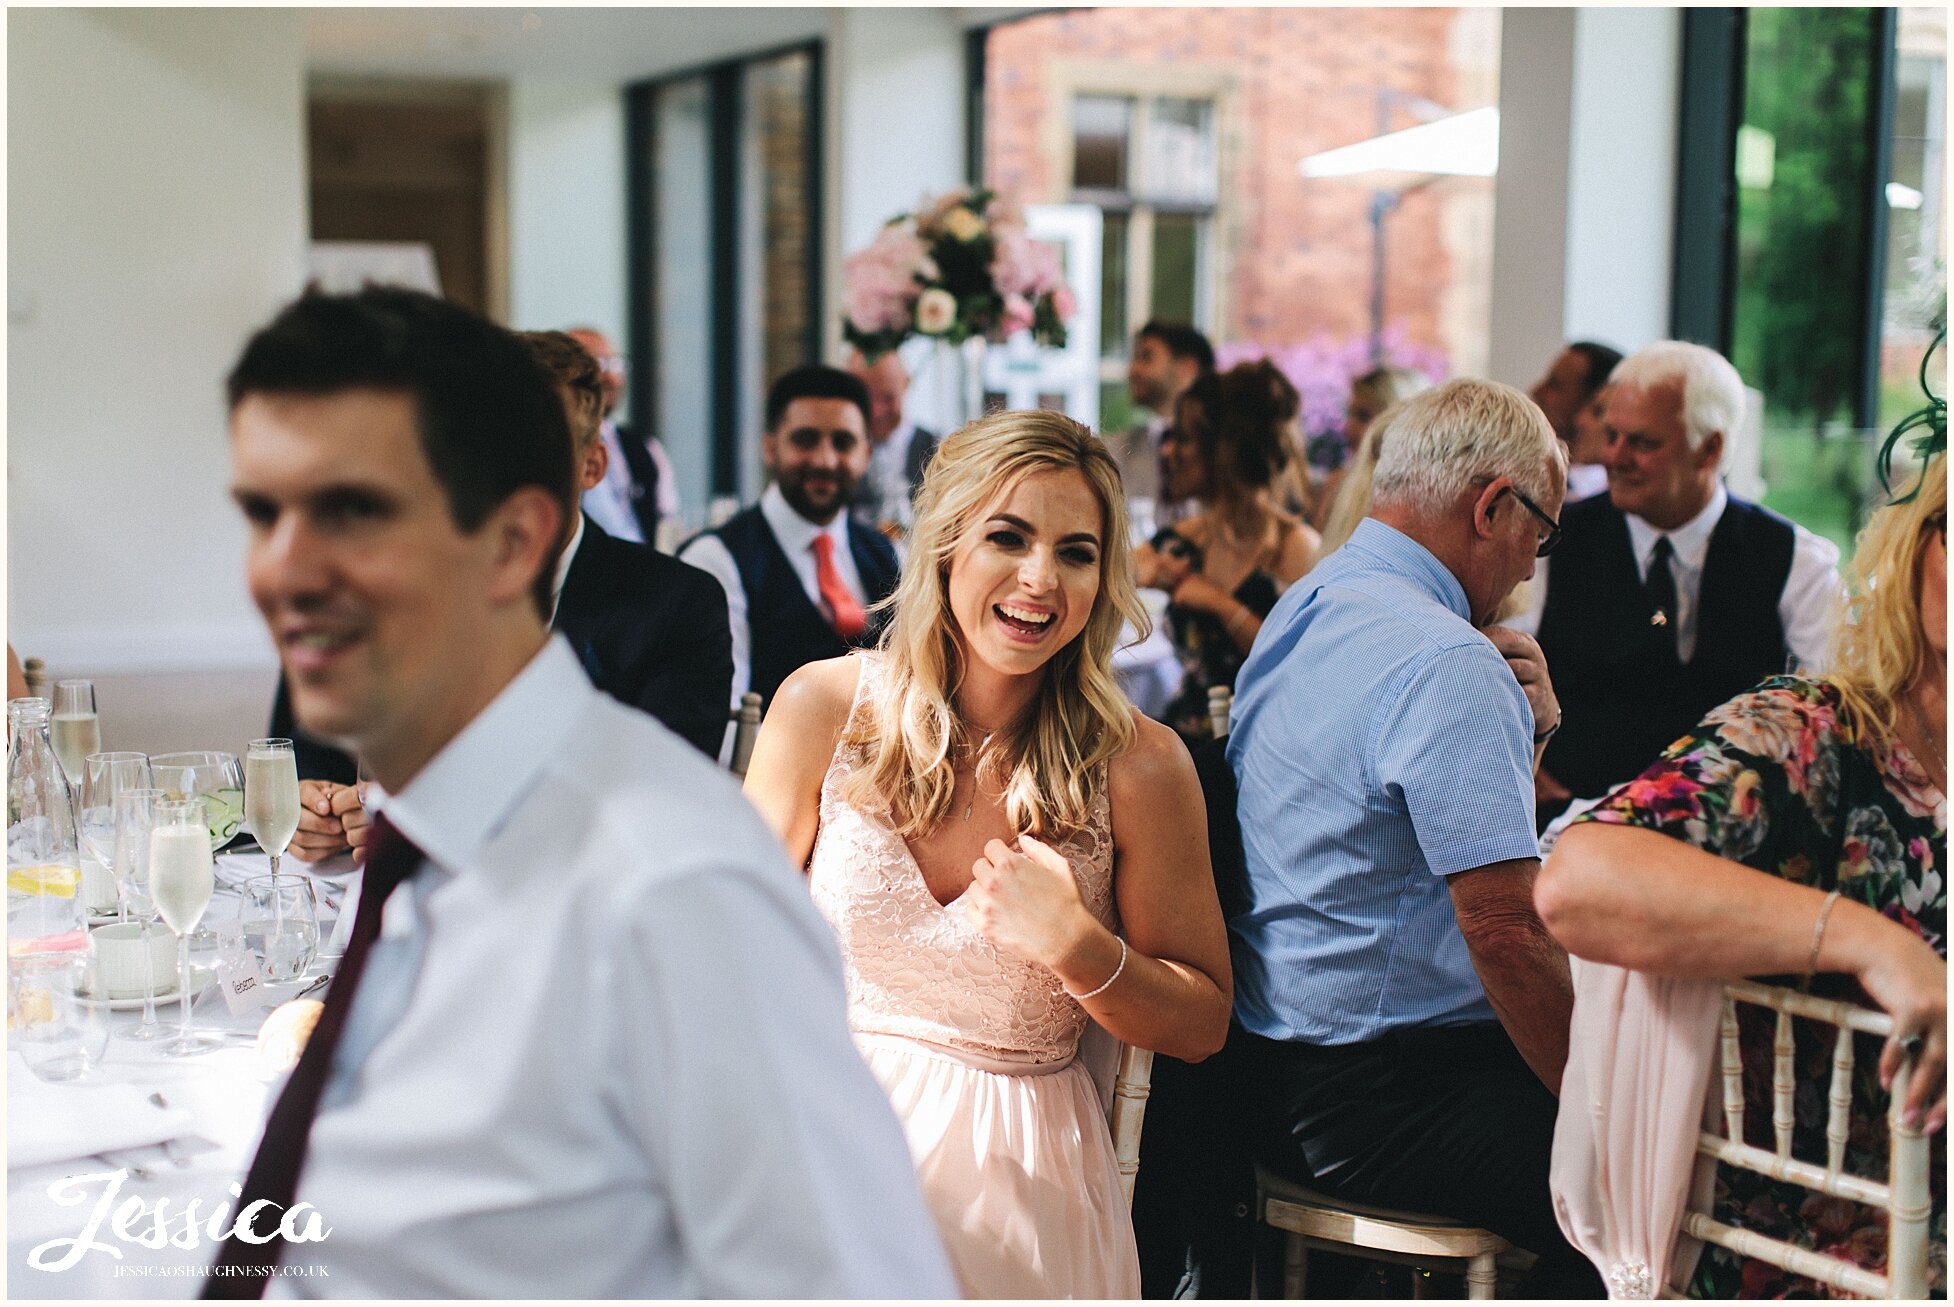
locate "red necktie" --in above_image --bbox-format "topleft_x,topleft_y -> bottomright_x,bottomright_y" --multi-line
811,533 -> 867,640
203,814 -> 424,1298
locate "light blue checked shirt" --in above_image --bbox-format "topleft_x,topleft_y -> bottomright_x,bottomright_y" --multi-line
1226,519 -> 1542,1044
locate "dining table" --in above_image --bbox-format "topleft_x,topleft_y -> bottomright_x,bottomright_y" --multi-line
8,849 -> 357,1299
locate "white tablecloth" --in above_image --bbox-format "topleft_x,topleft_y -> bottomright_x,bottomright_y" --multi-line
9,854 -> 352,1298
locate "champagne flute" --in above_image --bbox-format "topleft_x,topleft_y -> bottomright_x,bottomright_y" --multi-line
49,681 -> 101,791
79,752 -> 151,921
111,788 -> 169,1042
149,797 -> 221,1057
149,751 -> 243,956
245,739 -> 300,882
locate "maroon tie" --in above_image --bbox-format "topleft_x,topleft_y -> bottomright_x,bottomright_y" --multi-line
203,813 -> 424,1298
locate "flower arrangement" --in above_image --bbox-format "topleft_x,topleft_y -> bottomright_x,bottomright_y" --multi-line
843,188 -> 1076,360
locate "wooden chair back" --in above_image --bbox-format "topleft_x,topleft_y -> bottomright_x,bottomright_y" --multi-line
1110,1041 -> 1154,1211
1672,980 -> 1929,1299
727,692 -> 763,779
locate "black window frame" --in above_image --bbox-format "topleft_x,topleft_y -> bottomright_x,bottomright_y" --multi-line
627,39 -> 824,501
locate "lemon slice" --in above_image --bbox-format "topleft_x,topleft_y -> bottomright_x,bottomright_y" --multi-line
7,864 -> 82,898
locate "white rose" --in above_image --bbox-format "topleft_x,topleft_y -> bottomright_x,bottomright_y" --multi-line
915,287 -> 959,336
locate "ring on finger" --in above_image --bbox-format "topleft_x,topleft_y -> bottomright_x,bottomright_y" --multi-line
1898,1033 -> 1925,1058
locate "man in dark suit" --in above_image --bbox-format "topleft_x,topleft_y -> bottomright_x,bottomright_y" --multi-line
679,365 -> 899,750
846,348 -> 938,533
279,331 -> 732,862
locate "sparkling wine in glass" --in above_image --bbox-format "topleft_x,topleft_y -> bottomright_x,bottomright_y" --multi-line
79,752 -> 151,920
246,739 -> 300,881
149,797 -> 221,1057
149,751 -> 243,956
49,681 -> 101,790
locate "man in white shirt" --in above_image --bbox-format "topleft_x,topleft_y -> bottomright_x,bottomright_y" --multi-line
679,365 -> 901,737
1107,320 -> 1214,518
208,288 -> 954,1299
846,348 -> 938,534
1509,340 -> 1841,823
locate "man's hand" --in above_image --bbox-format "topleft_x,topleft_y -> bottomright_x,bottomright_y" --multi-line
287,779 -> 348,862
1484,626 -> 1558,736
330,783 -> 373,866
1536,767 -> 1573,806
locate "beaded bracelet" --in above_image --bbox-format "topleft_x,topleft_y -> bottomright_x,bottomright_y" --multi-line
1066,937 -> 1127,1001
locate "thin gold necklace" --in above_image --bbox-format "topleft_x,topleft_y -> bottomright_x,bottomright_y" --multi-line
953,733 -> 994,821
1904,696 -> 1947,785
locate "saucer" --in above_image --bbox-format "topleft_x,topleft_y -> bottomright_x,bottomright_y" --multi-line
75,983 -> 183,1011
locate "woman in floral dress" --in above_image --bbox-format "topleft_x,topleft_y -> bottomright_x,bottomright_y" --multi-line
1540,453 -> 1947,1297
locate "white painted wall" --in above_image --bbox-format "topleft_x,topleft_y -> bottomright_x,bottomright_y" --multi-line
506,77 -> 627,340
824,7 -> 970,363
1563,8 -> 1680,356
1488,7 -> 1681,386
8,8 -> 309,674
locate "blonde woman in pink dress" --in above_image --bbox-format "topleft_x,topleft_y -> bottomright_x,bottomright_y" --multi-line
744,409 -> 1233,1299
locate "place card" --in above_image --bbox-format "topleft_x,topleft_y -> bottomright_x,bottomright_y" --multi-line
214,956 -> 271,1017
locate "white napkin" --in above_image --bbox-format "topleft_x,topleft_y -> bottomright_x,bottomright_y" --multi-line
7,1055 -> 195,1170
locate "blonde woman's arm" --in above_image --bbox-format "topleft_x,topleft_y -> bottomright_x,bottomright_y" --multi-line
741,657 -> 860,870
963,717 -> 1232,1062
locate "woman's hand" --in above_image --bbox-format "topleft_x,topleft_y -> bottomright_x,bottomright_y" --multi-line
964,836 -> 1097,971
1857,930 -> 1948,1132
1170,571 -> 1231,617
1150,547 -> 1196,594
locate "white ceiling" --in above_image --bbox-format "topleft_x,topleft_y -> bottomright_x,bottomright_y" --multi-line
303,6 -> 1028,85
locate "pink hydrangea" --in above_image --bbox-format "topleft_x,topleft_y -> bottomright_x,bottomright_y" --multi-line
843,222 -> 932,334
1000,293 -> 1035,339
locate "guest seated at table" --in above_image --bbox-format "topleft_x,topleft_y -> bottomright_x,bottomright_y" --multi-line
270,329 -> 735,861
1224,378 -> 1603,1297
1135,361 -> 1318,743
742,408 -> 1233,1298
1311,364 -> 1429,533
1538,451 -> 1947,1298
207,286 -> 953,1298
1528,341 -> 1621,502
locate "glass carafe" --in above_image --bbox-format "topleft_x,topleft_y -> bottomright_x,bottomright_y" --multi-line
7,699 -> 86,960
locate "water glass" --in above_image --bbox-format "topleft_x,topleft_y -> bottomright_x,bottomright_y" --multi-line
80,753 -> 151,918
236,874 -> 319,983
9,953 -> 108,1081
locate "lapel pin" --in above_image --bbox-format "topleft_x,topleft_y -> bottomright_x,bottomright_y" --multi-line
1651,610 -> 1669,627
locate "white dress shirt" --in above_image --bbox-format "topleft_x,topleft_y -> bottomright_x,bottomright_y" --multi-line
1509,484 -> 1842,669
868,420 -> 920,526
1565,462 -> 1610,502
677,482 -> 870,711
276,637 -> 955,1300
580,421 -> 645,544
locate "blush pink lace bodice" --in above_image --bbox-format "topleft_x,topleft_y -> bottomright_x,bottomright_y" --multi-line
807,655 -> 1117,1066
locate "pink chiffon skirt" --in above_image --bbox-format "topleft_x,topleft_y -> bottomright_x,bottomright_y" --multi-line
856,1033 -> 1142,1300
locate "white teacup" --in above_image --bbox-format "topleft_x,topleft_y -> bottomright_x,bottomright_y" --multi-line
88,922 -> 175,999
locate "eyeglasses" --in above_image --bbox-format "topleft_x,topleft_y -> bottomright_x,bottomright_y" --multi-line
1498,486 -> 1563,557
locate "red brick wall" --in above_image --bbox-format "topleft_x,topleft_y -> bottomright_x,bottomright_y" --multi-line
983,8 -> 1496,375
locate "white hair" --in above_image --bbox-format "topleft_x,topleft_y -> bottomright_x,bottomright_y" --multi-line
1610,340 -> 1745,455
1369,378 -> 1564,516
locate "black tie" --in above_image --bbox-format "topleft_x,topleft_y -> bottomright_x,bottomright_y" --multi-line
203,814 -> 424,1298
1646,535 -> 1679,660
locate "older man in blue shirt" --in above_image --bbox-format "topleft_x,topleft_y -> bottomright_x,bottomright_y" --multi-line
1225,378 -> 1602,1296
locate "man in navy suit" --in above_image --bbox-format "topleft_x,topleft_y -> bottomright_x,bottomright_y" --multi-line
846,348 -> 938,533
279,331 -> 731,861
679,366 -> 899,751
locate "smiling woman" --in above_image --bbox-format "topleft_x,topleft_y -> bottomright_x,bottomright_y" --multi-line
740,408 -> 1232,1298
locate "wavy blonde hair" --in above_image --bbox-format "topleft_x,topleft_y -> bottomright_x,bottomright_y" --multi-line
844,409 -> 1144,839
1828,453 -> 1946,747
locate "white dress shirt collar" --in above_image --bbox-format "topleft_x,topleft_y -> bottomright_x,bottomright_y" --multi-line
1625,483 -> 1728,575
381,636 -> 594,884
761,480 -> 852,564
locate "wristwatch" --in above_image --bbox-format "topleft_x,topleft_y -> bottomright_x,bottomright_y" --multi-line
1533,707 -> 1563,744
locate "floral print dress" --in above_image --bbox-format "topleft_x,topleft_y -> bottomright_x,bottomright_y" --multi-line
1574,676 -> 1947,1298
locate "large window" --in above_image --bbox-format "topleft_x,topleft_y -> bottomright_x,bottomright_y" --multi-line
630,43 -> 820,524
1686,8 -> 1946,553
